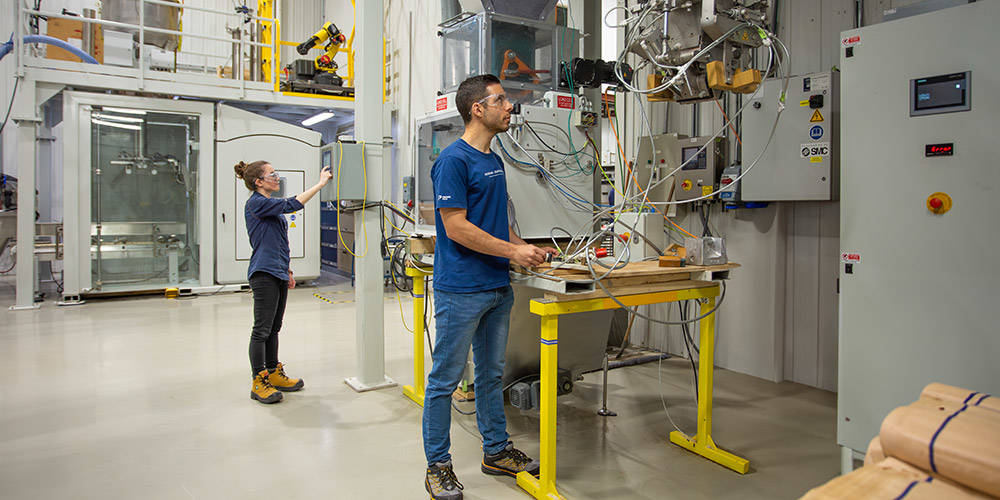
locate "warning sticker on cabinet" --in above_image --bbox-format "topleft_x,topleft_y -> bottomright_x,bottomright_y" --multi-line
800,142 -> 830,159
841,34 -> 861,48
841,252 -> 861,264
811,73 -> 831,92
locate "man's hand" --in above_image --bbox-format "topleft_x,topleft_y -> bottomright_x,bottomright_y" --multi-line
288,269 -> 295,289
509,244 -> 550,268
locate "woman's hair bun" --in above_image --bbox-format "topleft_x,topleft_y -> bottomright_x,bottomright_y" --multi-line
234,161 -> 247,179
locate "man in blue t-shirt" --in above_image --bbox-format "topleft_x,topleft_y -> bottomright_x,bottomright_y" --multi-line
423,75 -> 556,500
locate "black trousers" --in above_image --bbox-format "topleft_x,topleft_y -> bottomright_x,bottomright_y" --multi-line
249,271 -> 288,376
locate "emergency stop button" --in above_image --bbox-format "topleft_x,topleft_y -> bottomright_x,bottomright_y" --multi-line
926,192 -> 952,215
681,179 -> 693,191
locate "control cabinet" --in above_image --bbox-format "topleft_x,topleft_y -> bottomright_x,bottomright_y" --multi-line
741,71 -> 839,201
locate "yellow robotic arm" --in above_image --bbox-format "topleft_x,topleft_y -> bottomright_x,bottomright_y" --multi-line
296,21 -> 345,56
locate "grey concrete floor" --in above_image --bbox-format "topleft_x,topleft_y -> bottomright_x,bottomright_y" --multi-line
0,274 -> 840,499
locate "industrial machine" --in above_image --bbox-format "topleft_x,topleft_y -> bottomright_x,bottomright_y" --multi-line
617,0 -> 769,102
283,21 -> 353,96
837,1 -> 999,466
58,93 -> 321,298
61,93 -> 216,297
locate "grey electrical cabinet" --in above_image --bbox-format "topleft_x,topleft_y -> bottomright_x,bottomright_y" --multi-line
741,71 -> 839,201
320,141 -> 366,202
837,2 -> 1000,456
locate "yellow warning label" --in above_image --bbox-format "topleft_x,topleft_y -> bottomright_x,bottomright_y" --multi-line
702,185 -> 713,197
290,222 -> 297,228
810,109 -> 824,122
799,100 -> 809,107
810,157 -> 823,163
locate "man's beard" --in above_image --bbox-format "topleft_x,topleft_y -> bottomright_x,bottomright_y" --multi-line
487,115 -> 510,133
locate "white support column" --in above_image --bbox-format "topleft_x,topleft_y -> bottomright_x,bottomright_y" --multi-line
345,0 -> 396,392
10,79 -> 40,310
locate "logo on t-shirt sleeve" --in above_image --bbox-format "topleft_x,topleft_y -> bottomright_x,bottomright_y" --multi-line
438,194 -> 452,200
484,169 -> 504,178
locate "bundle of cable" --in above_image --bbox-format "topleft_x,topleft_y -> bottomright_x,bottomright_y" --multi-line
801,457 -> 989,500
879,398 -> 1000,497
920,383 -> 1000,414
864,436 -> 886,466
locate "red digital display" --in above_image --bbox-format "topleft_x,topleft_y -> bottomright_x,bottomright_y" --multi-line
925,143 -> 954,157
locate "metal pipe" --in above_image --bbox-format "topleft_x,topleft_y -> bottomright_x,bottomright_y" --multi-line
142,0 -> 274,22
597,353 -> 617,417
15,0 -> 25,76
139,0 -> 146,89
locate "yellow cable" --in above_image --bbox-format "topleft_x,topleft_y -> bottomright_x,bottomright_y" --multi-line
337,141 -> 370,259
385,213 -> 411,236
395,289 -> 414,333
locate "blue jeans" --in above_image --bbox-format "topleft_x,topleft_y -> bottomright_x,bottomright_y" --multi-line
423,285 -> 515,466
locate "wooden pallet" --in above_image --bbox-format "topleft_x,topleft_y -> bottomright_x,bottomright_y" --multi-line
524,261 -> 739,300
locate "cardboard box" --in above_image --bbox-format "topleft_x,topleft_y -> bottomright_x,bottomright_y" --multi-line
46,17 -> 103,63
337,247 -> 354,273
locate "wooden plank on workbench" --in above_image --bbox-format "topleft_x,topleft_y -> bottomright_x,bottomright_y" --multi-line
543,280 -> 717,301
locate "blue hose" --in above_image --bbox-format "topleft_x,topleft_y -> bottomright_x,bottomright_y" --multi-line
0,34 -> 99,64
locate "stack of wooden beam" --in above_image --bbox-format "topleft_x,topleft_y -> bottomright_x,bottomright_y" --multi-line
801,383 -> 1000,499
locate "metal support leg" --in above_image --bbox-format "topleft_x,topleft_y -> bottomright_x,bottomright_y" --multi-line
403,269 -> 426,406
597,353 -> 616,417
517,314 -> 566,500
11,119 -> 39,310
669,296 -> 750,473
841,446 -> 857,474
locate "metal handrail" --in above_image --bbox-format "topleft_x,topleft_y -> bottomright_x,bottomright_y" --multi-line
22,9 -> 276,48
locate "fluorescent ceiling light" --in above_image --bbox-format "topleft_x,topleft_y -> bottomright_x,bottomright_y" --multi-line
92,113 -> 145,123
302,111 -> 335,126
92,119 -> 141,131
101,107 -> 147,115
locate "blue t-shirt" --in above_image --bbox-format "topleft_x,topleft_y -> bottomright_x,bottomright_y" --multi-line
432,139 -> 510,293
245,191 -> 304,281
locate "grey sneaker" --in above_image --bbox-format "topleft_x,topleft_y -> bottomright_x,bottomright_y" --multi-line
425,461 -> 463,500
482,444 -> 540,477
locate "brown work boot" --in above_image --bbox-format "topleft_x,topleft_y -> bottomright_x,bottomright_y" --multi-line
251,369 -> 283,404
268,362 -> 304,392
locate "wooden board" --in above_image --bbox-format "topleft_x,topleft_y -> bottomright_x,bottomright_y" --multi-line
543,279 -> 717,301
534,260 -> 739,280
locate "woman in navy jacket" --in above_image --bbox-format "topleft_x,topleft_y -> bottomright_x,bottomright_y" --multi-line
234,160 -> 332,404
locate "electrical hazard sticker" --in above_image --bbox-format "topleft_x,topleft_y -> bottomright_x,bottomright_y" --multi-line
810,110 -> 824,122
841,252 -> 861,264
800,142 -> 830,159
841,34 -> 861,48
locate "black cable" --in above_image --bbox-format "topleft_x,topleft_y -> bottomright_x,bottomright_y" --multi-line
48,266 -> 63,294
0,77 -> 20,135
679,301 -> 699,403
215,133 -> 321,148
524,120 -> 591,157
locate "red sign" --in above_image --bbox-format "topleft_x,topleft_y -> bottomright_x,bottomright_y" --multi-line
841,35 -> 861,47
556,95 -> 575,109
841,252 -> 862,264
436,96 -> 448,111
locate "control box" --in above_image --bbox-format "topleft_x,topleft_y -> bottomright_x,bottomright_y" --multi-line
319,141 -> 366,202
741,71 -> 839,201
676,135 -> 727,201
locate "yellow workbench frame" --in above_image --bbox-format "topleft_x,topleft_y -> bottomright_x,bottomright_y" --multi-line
517,282 -> 749,500
402,266 -> 432,406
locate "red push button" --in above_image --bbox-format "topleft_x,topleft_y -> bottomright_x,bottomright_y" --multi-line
929,198 -> 943,209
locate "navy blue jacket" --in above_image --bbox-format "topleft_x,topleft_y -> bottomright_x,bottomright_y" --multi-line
245,191 -> 303,281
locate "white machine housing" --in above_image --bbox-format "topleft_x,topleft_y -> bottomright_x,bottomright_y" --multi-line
837,2 -> 1000,454
61,92 -> 216,296
215,105 -> 321,284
